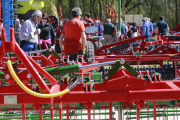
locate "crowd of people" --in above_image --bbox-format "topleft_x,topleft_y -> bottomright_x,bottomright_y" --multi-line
11,7 -> 170,61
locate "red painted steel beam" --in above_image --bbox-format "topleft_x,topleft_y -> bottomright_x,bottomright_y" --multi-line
0,88 -> 180,104
95,35 -> 146,55
26,54 -> 59,85
153,101 -> 156,120
15,44 -> 51,93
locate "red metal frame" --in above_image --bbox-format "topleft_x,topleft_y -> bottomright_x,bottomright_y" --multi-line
106,5 -> 118,22
59,5 -> 62,22
1,28 -> 180,120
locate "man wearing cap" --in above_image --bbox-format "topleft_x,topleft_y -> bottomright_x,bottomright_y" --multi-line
20,10 -> 42,52
142,18 -> 150,41
59,7 -> 86,61
14,19 -> 22,46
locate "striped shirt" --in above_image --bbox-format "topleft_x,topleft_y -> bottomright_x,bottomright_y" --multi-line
20,18 -> 38,44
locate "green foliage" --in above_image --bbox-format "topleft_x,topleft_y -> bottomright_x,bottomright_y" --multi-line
34,0 -> 179,28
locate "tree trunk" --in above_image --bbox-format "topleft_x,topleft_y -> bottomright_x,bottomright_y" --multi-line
150,0 -> 154,18
90,0 -> 92,15
124,0 -> 133,8
68,0 -> 75,17
175,0 -> 178,25
92,0 -> 96,19
99,0 -> 102,19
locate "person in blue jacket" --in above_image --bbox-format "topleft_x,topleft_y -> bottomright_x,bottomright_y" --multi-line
142,18 -> 150,41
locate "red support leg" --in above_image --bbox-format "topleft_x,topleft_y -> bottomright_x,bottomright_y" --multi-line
51,105 -> 54,120
81,108 -> 82,119
118,106 -> 119,120
59,101 -> 63,120
93,109 -> 95,119
153,101 -> 156,120
66,103 -> 69,120
174,61 -> 178,78
105,108 -> 106,119
109,102 -> 112,120
147,107 -> 149,120
88,103 -> 91,120
136,102 -> 140,120
22,104 -> 26,120
167,107 -> 168,120
158,109 -> 160,120
99,108 -> 100,119
38,109 -> 43,120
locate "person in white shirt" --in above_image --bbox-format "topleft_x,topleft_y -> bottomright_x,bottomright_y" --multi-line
20,10 -> 42,52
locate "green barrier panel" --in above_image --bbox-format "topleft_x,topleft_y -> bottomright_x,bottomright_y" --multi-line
125,110 -> 180,115
0,112 -> 116,120
45,64 -> 79,75
5,52 -> 16,56
0,71 -> 4,79
44,49 -> 62,60
123,59 -> 139,77
127,113 -> 180,119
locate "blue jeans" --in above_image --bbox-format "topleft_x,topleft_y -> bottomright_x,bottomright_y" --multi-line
70,49 -> 83,62
146,36 -> 150,41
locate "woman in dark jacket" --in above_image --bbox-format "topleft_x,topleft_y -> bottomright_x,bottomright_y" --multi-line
38,13 -> 56,49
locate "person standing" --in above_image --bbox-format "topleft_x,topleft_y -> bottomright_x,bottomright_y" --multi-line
97,20 -> 104,41
103,19 -> 114,45
38,13 -> 56,50
147,18 -> 153,36
156,16 -> 169,37
152,20 -> 157,30
59,7 -> 86,62
131,22 -> 139,37
142,18 -> 150,41
14,19 -> 22,46
85,13 -> 93,23
121,19 -> 127,35
20,10 -> 42,52
20,19 -> 24,25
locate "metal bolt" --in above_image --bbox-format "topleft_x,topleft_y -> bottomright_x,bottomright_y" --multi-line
105,76 -> 108,80
5,74 -> 10,79
27,73 -> 31,79
49,48 -> 52,52
120,59 -> 125,65
137,75 -> 141,78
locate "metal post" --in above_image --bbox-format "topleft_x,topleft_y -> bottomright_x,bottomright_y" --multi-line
38,109 -> 43,120
66,103 -> 69,120
118,0 -> 121,33
22,104 -> 26,120
109,102 -> 113,120
59,100 -> 63,120
118,102 -> 123,120
136,102 -> 140,120
174,61 -> 178,78
153,101 -> 156,120
51,105 -> 54,120
0,0 -> 1,20
7,0 -> 10,41
10,0 -> 13,28
88,103 -> 91,120
93,109 -> 95,119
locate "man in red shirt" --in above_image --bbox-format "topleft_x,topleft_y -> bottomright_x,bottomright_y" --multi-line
59,7 -> 86,61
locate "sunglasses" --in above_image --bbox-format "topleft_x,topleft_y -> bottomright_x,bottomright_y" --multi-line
42,18 -> 48,20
